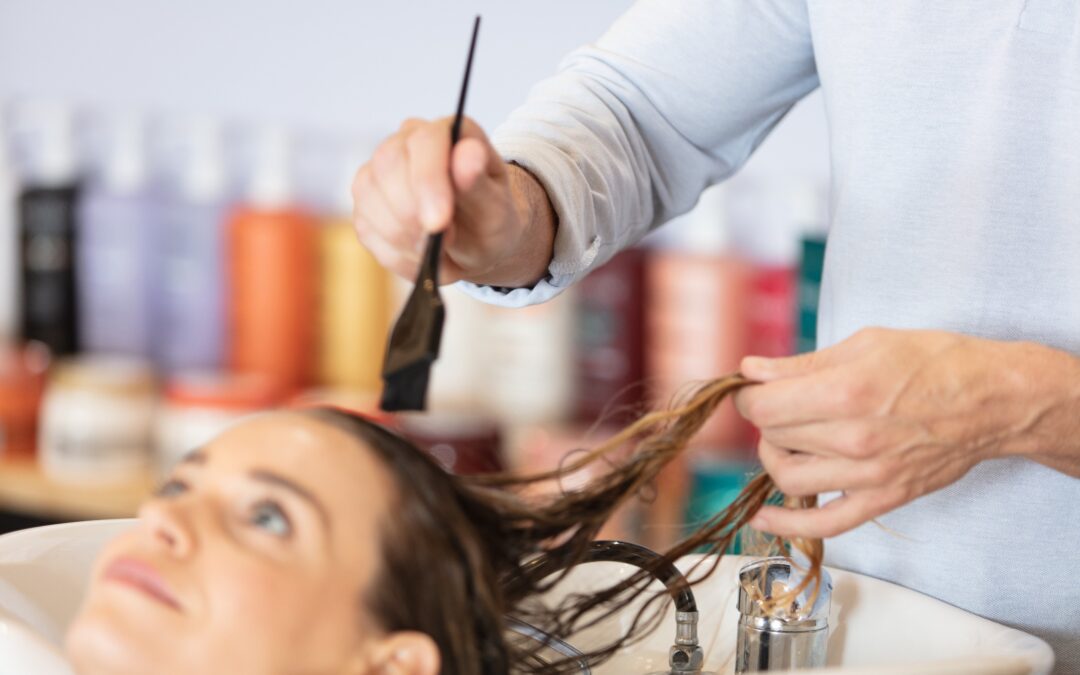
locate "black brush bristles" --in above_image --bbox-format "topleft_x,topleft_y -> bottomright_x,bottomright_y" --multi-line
380,15 -> 480,412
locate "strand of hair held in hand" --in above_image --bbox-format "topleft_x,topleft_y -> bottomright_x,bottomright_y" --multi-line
458,373 -> 824,672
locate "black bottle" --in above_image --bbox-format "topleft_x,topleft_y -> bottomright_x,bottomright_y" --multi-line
19,182 -> 80,355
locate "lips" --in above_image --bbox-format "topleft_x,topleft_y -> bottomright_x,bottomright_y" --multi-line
103,557 -> 183,612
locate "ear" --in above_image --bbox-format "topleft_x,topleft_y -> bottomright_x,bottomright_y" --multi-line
366,631 -> 440,675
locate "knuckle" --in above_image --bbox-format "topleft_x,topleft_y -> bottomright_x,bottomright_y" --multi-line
834,380 -> 871,412
845,425 -> 877,457
742,393 -> 768,424
865,459 -> 893,486
372,138 -> 400,176
399,117 -> 426,133
378,224 -> 411,253
773,470 -> 800,496
757,440 -> 780,472
351,165 -> 373,199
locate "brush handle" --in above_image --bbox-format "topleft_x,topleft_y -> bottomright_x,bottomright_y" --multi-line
419,231 -> 444,286
420,15 -> 481,286
451,16 -> 481,145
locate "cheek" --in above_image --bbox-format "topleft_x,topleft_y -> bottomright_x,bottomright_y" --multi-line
202,555 -> 372,671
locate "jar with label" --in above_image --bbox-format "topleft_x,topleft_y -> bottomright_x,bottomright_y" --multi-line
39,357 -> 156,483
0,342 -> 50,459
155,372 -> 282,475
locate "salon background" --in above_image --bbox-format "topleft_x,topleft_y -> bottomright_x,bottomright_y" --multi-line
0,0 -> 829,548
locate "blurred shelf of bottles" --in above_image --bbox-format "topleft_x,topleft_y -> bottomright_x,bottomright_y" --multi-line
0,100 -> 829,547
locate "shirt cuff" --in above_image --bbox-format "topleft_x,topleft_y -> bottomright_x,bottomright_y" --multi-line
455,135 -> 610,308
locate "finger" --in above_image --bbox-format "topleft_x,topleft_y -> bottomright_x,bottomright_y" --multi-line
355,165 -> 426,259
398,117 -> 426,135
762,420 -> 896,460
741,350 -> 824,382
371,134 -> 424,238
406,121 -> 455,233
741,328 -> 890,382
750,488 -> 904,539
451,138 -> 493,193
757,439 -> 890,497
354,215 -> 421,280
734,371 -> 861,428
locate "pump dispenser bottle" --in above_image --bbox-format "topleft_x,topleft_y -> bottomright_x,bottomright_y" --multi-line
17,103 -> 81,356
317,152 -> 389,392
0,108 -> 18,343
158,118 -> 229,373
226,127 -> 316,395
77,112 -> 157,357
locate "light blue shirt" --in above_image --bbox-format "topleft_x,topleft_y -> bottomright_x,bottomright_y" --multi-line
460,0 -> 1080,670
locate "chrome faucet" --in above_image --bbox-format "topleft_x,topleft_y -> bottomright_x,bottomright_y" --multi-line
508,540 -> 712,674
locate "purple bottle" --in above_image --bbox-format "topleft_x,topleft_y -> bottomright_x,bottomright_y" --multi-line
156,119 -> 228,373
77,114 -> 157,358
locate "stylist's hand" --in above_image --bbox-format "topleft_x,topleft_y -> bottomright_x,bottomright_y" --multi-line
352,116 -> 551,287
733,327 -> 1062,539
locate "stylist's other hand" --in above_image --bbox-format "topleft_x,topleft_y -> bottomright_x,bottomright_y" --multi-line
733,328 -> 1059,539
352,116 -> 544,286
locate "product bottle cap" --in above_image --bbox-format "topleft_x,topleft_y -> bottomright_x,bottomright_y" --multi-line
102,112 -> 148,193
20,101 -> 78,185
181,117 -> 227,202
247,126 -> 293,209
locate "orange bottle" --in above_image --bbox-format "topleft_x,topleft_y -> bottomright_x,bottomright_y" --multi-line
227,128 -> 316,396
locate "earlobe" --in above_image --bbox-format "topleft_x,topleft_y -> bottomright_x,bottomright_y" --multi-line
371,631 -> 440,675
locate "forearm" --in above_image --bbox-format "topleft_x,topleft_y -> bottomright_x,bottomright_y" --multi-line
464,163 -> 557,288
997,341 -> 1080,477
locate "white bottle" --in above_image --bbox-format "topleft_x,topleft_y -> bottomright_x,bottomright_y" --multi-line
482,289 -> 576,426
0,107 -> 18,343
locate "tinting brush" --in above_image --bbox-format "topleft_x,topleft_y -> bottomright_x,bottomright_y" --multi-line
380,15 -> 481,412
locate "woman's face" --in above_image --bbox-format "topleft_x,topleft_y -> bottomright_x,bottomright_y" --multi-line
65,412 -> 395,675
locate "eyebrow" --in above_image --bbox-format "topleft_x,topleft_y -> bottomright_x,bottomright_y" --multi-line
180,449 -> 207,465
249,469 -> 331,531
173,450 -> 330,532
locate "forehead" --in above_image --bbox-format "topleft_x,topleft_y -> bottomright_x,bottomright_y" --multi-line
196,411 -> 394,532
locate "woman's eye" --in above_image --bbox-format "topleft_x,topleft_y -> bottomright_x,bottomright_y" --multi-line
249,500 -> 292,538
155,478 -> 189,498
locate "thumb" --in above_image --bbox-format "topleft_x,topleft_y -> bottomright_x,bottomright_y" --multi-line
450,138 -> 489,193
741,350 -> 822,382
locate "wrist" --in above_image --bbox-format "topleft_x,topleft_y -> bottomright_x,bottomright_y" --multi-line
466,162 -> 556,288
997,341 -> 1080,465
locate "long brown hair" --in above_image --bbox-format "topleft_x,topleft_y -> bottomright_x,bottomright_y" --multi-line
309,373 -> 823,674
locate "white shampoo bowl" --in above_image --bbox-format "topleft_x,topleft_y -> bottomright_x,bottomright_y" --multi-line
0,520 -> 1055,675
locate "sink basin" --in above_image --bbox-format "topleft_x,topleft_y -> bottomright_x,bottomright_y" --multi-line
0,520 -> 1054,674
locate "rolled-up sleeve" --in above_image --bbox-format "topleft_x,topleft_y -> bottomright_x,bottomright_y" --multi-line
458,0 -> 818,307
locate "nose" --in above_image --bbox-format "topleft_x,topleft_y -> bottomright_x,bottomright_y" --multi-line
138,498 -> 197,558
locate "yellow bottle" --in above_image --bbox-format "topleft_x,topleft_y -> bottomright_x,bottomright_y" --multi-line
318,215 -> 390,392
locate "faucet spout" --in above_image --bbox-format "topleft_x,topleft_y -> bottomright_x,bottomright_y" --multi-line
513,540 -> 707,673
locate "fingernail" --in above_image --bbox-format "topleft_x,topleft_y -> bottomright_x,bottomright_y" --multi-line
749,513 -> 768,529
420,194 -> 445,231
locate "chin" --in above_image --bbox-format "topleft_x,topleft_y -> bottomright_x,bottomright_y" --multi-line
65,600 -> 181,675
